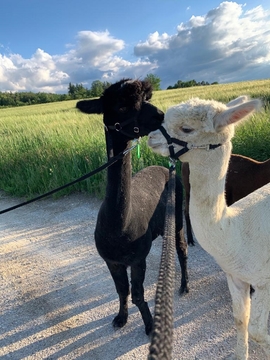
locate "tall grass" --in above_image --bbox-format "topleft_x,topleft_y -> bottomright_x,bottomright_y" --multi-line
1,79 -> 270,198
0,101 -> 107,197
152,79 -> 270,108
232,110 -> 270,161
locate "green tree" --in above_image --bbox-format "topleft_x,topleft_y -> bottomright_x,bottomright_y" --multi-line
75,84 -> 87,98
68,83 -> 76,98
175,80 -> 183,88
90,80 -> 105,97
144,74 -> 161,91
167,79 -> 218,89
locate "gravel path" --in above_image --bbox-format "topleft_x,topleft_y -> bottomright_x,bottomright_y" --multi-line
0,191 -> 266,359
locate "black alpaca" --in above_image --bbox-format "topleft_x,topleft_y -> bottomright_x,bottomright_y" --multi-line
76,79 -> 189,335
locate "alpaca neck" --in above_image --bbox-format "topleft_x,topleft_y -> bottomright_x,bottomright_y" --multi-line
104,135 -> 132,228
188,142 -> 231,253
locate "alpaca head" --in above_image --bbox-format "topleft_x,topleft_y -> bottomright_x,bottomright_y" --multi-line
148,96 -> 261,161
76,78 -> 164,139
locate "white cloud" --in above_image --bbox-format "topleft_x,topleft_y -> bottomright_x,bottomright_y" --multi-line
0,30 -> 155,92
73,30 -> 124,66
188,15 -> 206,28
0,2 -> 269,92
0,49 -> 69,92
61,30 -> 156,87
134,2 -> 270,88
135,31 -> 170,56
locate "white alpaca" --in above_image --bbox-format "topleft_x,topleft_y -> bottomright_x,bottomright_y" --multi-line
148,96 -> 270,360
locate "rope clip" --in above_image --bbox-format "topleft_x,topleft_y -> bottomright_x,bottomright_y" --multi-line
169,157 -> 177,170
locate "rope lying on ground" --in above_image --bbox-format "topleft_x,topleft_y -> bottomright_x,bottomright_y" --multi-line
148,164 -> 176,360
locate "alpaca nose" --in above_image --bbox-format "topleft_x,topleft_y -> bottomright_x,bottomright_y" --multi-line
148,130 -> 158,139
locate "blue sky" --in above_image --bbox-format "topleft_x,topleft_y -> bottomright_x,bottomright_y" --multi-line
0,0 -> 269,92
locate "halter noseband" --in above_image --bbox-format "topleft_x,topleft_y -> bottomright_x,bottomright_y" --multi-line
159,125 -> 222,160
104,100 -> 145,140
105,115 -> 140,137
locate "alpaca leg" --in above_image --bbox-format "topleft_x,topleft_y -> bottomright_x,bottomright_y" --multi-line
185,210 -> 195,246
175,177 -> 190,294
175,227 -> 189,294
226,274 -> 250,360
106,262 -> 130,329
181,163 -> 195,246
248,285 -> 270,358
130,259 -> 153,335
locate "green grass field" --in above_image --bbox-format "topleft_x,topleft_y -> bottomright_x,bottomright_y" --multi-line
1,79 -> 270,198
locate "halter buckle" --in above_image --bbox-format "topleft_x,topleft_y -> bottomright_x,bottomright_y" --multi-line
189,144 -> 210,150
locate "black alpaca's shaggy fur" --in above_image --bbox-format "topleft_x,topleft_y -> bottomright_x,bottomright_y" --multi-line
76,79 -> 189,335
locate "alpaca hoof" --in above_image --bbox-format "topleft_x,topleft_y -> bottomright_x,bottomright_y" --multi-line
145,319 -> 153,335
179,284 -> 189,296
112,314 -> 128,329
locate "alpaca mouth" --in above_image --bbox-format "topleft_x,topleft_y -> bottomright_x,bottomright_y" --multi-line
147,140 -> 160,149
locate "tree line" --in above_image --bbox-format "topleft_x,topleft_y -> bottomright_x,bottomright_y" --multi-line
0,91 -> 70,107
167,79 -> 218,89
0,80 -> 113,107
0,74 -> 218,108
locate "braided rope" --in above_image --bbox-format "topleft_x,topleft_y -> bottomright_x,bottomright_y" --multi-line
148,166 -> 176,360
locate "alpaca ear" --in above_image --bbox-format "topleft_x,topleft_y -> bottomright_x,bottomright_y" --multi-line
76,98 -> 103,114
142,80 -> 153,101
226,95 -> 249,108
214,99 -> 261,131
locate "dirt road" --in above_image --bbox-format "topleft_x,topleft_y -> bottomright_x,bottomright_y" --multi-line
0,191 -> 266,359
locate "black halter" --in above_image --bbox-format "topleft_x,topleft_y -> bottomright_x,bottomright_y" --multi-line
159,125 -> 222,160
103,109 -> 142,159
104,115 -> 140,138
104,96 -> 146,140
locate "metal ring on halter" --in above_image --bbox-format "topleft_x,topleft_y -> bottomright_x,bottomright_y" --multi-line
114,123 -> 122,131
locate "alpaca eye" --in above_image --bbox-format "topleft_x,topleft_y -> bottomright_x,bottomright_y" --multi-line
181,126 -> 193,134
119,107 -> 128,113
